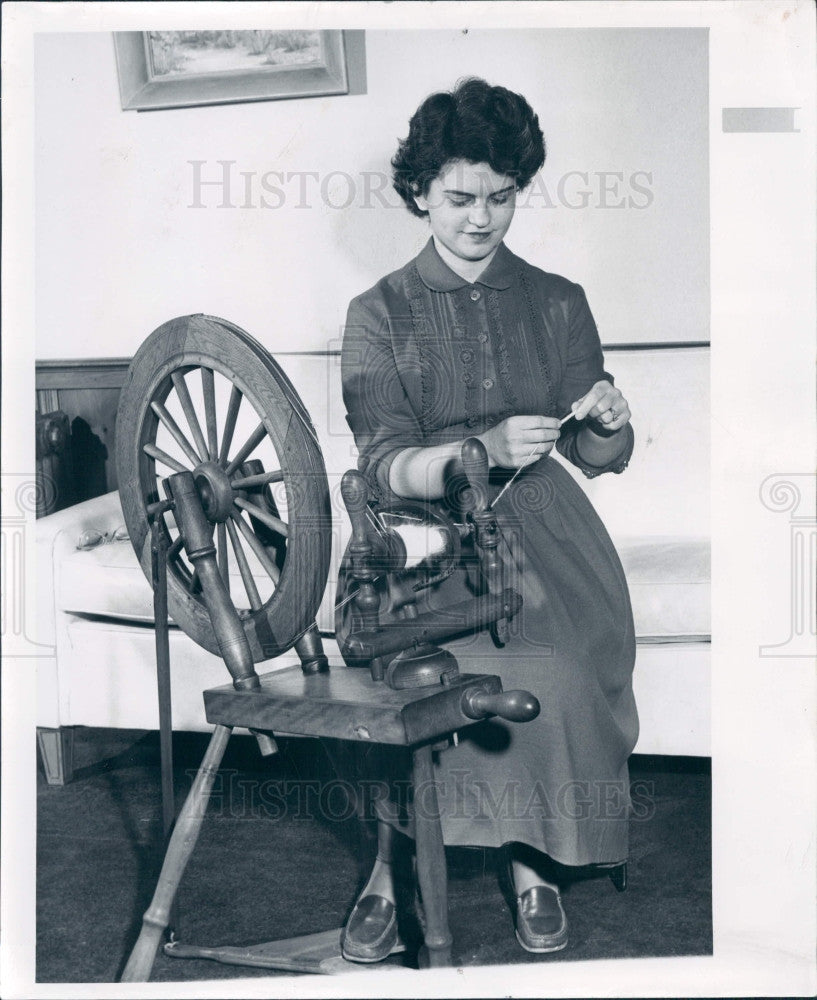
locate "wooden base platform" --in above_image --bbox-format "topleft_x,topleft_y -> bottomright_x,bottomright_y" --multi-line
204,663 -> 504,745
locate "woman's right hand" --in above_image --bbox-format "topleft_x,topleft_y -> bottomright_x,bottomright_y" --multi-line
478,415 -> 560,469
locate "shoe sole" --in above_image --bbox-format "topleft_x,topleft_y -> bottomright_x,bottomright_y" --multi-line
341,949 -> 387,964
341,924 -> 408,964
341,938 -> 407,964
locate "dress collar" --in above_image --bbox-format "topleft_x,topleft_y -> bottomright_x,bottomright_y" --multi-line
415,238 -> 514,291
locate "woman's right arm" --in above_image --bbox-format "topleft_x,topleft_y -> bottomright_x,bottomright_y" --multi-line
342,294 -> 426,503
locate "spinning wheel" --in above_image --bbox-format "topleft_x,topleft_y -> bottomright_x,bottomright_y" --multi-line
118,316 -> 540,981
116,314 -> 331,662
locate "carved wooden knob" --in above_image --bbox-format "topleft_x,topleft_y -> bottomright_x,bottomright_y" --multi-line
36,411 -> 69,460
461,687 -> 540,723
341,469 -> 370,542
461,437 -> 490,512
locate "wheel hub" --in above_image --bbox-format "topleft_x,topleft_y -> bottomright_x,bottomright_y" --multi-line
193,461 -> 234,523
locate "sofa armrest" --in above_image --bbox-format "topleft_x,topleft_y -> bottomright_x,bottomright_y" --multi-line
37,491 -> 125,639
36,491 -> 125,728
36,490 -> 124,543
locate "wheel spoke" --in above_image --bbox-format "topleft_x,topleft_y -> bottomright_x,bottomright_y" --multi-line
230,510 -> 281,584
218,384 -> 243,465
171,371 -> 211,462
144,442 -> 189,474
226,518 -> 262,610
167,535 -> 184,560
150,401 -> 202,467
217,522 -> 229,591
230,469 -> 285,489
201,367 -> 219,460
233,497 -> 289,538
225,422 -> 268,477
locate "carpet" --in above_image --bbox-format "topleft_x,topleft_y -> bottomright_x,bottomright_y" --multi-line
36,727 -> 712,982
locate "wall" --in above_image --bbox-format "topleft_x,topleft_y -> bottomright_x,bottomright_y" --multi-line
35,29 -> 708,358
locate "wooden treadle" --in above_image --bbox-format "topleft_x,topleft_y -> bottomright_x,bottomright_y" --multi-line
163,928 -> 407,975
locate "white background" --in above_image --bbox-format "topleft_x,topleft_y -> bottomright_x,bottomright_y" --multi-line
33,27 -> 707,357
3,2 -> 815,997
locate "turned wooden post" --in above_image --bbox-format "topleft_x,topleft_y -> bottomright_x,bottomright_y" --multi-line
167,472 -> 276,756
340,471 -> 384,681
461,438 -> 509,645
168,472 -> 260,692
150,515 -> 180,934
412,743 -> 453,967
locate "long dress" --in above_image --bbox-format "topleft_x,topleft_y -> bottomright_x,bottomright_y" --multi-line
338,238 -> 639,867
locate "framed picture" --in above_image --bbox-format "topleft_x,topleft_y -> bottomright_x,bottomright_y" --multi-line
113,29 -> 365,110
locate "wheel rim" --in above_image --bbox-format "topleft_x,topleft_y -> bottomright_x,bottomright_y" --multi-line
116,314 -> 331,662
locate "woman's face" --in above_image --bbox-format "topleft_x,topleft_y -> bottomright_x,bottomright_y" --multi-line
414,160 -> 517,263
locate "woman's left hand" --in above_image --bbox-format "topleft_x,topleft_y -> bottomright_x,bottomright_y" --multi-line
571,380 -> 631,432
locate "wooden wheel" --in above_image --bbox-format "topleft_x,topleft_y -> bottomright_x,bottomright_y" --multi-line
116,314 -> 332,662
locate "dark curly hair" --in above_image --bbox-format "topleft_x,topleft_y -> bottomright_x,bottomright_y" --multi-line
392,78 -> 546,218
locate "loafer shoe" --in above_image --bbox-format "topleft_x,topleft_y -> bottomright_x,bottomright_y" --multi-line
341,894 -> 398,963
514,884 -> 569,953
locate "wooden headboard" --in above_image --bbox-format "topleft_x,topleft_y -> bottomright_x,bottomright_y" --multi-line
35,359 -> 130,514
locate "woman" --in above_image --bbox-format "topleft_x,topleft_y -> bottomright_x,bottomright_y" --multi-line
338,78 -> 638,961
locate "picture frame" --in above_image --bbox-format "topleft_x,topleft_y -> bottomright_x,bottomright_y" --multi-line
113,29 -> 365,111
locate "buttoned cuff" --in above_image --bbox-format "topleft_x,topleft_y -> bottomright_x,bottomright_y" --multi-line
560,423 -> 634,479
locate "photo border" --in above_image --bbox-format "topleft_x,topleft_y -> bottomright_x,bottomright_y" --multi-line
2,2 -> 815,998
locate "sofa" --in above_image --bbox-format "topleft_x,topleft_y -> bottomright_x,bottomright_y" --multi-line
36,346 -> 710,784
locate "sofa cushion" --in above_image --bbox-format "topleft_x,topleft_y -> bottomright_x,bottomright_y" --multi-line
58,530 -> 709,642
59,540 -> 155,622
58,536 -> 276,624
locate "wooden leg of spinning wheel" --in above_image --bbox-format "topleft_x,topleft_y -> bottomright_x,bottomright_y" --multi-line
151,520 -> 179,935
412,744 -> 452,968
121,725 -> 232,982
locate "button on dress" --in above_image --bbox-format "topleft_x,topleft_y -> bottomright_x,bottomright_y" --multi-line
338,239 -> 638,866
